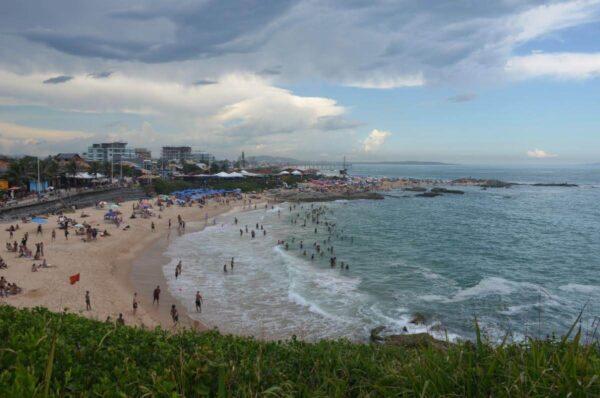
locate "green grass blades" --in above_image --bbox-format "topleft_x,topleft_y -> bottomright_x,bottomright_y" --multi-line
0,306 -> 598,397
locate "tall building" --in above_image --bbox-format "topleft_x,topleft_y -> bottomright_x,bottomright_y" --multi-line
192,150 -> 215,164
134,147 -> 152,160
161,146 -> 192,163
84,142 -> 136,162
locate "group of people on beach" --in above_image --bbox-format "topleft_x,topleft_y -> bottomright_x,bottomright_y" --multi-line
0,191 -> 251,330
0,275 -> 21,297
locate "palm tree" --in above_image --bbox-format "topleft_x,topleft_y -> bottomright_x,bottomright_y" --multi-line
67,159 -> 78,176
7,157 -> 36,189
41,157 -> 59,188
101,161 -> 112,178
88,161 -> 101,177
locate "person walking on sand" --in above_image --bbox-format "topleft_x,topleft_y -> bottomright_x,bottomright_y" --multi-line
85,291 -> 91,311
153,285 -> 161,305
51,229 -> 56,241
116,313 -> 125,326
151,221 -> 155,232
132,292 -> 138,314
175,260 -> 182,278
64,228 -> 69,240
170,304 -> 179,324
36,224 -> 42,236
195,291 -> 203,313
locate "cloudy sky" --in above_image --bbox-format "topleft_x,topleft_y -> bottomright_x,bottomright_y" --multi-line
1,0 -> 600,163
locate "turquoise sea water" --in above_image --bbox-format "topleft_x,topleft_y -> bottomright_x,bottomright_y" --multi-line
164,164 -> 600,342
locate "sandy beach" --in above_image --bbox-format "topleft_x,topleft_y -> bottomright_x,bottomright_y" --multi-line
0,195 -> 263,330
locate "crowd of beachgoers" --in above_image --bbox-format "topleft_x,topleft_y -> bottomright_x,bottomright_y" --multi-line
0,188 -> 267,330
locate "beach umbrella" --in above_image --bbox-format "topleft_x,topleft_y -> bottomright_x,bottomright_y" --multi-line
31,217 -> 48,224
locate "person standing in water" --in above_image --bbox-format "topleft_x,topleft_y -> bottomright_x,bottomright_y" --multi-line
230,257 -> 234,269
223,263 -> 228,273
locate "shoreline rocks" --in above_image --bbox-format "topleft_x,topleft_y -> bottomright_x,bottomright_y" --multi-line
273,190 -> 384,203
416,192 -> 442,198
430,187 -> 465,195
532,182 -> 578,187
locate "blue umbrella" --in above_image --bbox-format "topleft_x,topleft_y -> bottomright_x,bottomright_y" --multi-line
32,217 -> 48,224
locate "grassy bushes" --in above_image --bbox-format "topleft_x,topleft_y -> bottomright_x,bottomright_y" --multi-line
0,306 -> 598,397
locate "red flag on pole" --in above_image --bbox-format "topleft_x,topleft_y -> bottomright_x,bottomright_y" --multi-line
69,273 -> 80,285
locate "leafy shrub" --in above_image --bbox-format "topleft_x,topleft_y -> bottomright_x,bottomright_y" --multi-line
0,306 -> 598,397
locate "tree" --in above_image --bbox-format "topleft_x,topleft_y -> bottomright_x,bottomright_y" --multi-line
67,159 -> 78,176
182,163 -> 201,175
221,160 -> 231,171
88,161 -> 101,177
41,158 -> 59,187
6,157 -> 36,188
209,162 -> 220,174
101,161 -> 112,178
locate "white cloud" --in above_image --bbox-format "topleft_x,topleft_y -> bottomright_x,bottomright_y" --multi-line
362,129 -> 391,152
0,121 -> 93,155
509,0 -> 600,44
506,52 -> 600,79
527,148 -> 557,158
0,69 -> 355,157
0,121 -> 92,142
345,73 -> 425,89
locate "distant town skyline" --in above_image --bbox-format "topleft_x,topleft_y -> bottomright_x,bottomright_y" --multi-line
1,1 -> 600,164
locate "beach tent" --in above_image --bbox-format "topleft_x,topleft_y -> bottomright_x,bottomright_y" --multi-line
291,170 -> 303,176
214,172 -> 232,178
278,171 -> 290,175
241,170 -> 261,177
228,172 -> 244,178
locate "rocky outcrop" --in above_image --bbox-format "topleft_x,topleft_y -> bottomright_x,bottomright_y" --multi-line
385,333 -> 449,350
273,190 -> 384,202
430,187 -> 465,194
369,325 -> 449,350
415,192 -> 442,198
532,183 -> 578,187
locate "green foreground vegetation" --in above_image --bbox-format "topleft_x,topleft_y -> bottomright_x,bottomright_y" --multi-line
0,306 -> 598,397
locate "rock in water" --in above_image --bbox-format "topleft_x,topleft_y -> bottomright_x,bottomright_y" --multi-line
385,333 -> 449,350
410,313 -> 427,324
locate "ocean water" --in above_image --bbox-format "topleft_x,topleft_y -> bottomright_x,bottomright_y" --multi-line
164,164 -> 600,342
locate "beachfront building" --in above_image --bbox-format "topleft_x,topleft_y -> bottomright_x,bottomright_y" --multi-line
84,142 -> 136,163
161,146 -> 192,163
192,150 -> 215,164
134,148 -> 152,161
